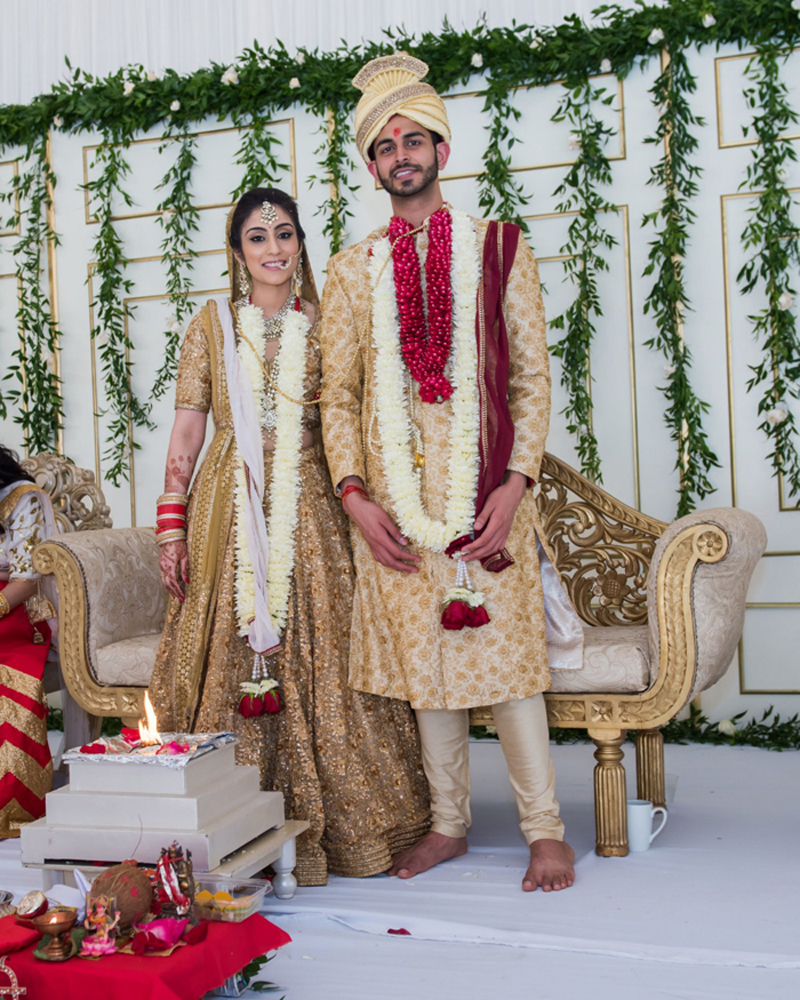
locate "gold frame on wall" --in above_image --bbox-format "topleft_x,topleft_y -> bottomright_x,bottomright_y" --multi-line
82,119 -> 299,224
86,249 -> 228,522
714,49 -> 800,149
720,189 -> 800,695
527,203 -> 641,510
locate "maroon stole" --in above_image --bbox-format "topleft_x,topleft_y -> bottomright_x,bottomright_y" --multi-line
446,220 -> 521,573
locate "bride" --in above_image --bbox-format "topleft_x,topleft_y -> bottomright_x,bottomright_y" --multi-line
148,188 -> 430,885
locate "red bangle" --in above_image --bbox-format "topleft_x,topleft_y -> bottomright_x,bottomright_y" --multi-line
341,484 -> 369,508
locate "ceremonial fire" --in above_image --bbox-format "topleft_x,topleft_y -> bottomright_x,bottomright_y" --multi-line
139,692 -> 163,746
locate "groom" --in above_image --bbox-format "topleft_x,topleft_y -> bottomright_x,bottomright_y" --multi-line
319,53 -> 580,892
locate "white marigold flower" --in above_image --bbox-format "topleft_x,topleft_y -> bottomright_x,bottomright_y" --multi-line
717,719 -> 736,736
170,99 -> 181,111
778,292 -> 794,311
296,51 -> 306,64
702,13 -> 716,28
766,406 -> 789,427
221,65 -> 239,85
53,115 -> 63,128
123,81 -> 135,96
648,28 -> 665,45
289,77 -> 301,90
600,58 -> 612,73
664,364 -> 676,377
471,53 -> 484,68
147,71 -> 159,82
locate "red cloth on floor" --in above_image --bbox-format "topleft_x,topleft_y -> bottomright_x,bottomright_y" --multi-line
0,914 -> 41,955
5,913 -> 291,1000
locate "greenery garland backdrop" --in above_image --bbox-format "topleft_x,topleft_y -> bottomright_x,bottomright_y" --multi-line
0,0 -> 798,507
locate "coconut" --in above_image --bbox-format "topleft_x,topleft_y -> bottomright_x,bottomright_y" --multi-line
89,862 -> 153,930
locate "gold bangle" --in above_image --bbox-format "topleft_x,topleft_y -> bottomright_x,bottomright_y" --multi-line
0,593 -> 11,619
157,492 -> 189,505
155,528 -> 187,546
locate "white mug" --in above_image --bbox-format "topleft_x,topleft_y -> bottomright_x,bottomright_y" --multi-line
627,798 -> 668,852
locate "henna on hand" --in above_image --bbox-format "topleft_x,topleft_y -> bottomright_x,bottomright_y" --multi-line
159,540 -> 190,602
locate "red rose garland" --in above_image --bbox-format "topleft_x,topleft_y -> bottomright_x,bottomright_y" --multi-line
389,207 -> 454,404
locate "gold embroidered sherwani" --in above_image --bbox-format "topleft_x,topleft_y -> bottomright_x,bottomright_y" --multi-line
149,300 -> 430,884
320,219 -> 555,711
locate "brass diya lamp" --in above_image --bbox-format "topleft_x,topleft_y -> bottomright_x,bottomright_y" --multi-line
31,907 -> 78,959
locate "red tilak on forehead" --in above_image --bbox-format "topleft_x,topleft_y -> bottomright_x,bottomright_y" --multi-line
393,126 -> 402,137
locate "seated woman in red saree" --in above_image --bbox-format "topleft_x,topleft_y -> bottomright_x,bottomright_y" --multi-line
0,445 -> 58,838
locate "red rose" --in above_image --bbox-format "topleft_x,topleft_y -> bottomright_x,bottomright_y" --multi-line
238,694 -> 263,718
466,604 -> 490,628
441,600 -> 468,630
262,689 -> 282,714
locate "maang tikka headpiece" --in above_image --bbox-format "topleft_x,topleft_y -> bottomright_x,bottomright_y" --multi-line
261,201 -> 278,226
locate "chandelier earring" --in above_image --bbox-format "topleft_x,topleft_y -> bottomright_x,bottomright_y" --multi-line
292,256 -> 304,299
237,260 -> 252,297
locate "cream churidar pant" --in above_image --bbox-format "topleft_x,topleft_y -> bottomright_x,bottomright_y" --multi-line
415,694 -> 564,845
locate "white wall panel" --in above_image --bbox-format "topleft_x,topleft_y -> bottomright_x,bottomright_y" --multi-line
1,37 -> 798,720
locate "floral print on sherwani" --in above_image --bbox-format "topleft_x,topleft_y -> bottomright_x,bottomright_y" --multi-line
319,219 -> 555,711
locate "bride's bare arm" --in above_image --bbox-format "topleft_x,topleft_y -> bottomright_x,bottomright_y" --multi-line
159,408 -> 207,601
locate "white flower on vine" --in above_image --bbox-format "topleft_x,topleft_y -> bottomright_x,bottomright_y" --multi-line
53,115 -> 63,128
221,66 -> 239,85
147,71 -> 159,82
569,137 -> 582,150
717,719 -> 736,736
793,0 -> 800,10
702,13 -> 716,28
289,77 -> 301,89
530,36 -> 543,49
170,99 -> 181,111
766,406 -> 788,427
471,53 -> 484,68
600,58 -> 612,73
648,28 -> 665,45
296,51 -> 306,64
165,314 -> 183,335
778,292 -> 794,311
664,364 -> 676,377
123,81 -> 135,96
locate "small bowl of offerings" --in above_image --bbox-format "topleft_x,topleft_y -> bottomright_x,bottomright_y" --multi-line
192,876 -> 270,923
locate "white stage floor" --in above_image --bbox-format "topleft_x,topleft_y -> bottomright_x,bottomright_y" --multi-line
2,740 -> 798,999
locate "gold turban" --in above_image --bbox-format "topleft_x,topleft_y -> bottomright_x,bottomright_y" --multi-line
352,53 -> 451,162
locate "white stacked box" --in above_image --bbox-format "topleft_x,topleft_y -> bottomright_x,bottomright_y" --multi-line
20,745 -> 285,871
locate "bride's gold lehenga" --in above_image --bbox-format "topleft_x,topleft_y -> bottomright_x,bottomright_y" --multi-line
148,299 -> 431,885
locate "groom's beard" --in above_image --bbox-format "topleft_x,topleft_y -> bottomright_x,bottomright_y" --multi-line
375,158 -> 439,198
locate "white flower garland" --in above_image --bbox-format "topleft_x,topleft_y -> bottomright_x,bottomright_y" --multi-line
233,301 -> 310,636
368,207 -> 481,551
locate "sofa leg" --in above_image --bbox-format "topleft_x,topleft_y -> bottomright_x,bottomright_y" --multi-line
61,682 -> 101,753
588,728 -> 628,857
635,728 -> 666,808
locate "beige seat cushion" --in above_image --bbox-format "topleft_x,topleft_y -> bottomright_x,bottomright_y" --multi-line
91,625 -> 652,696
94,634 -> 161,687
550,625 -> 651,694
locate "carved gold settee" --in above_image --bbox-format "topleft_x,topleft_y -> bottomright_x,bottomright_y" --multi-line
33,453 -> 765,856
19,453 -> 112,748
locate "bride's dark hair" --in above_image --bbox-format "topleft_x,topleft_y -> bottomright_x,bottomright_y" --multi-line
229,187 -> 306,253
0,444 -> 34,491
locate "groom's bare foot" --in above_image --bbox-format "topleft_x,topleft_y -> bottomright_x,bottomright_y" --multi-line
522,839 -> 575,892
387,832 -> 468,879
